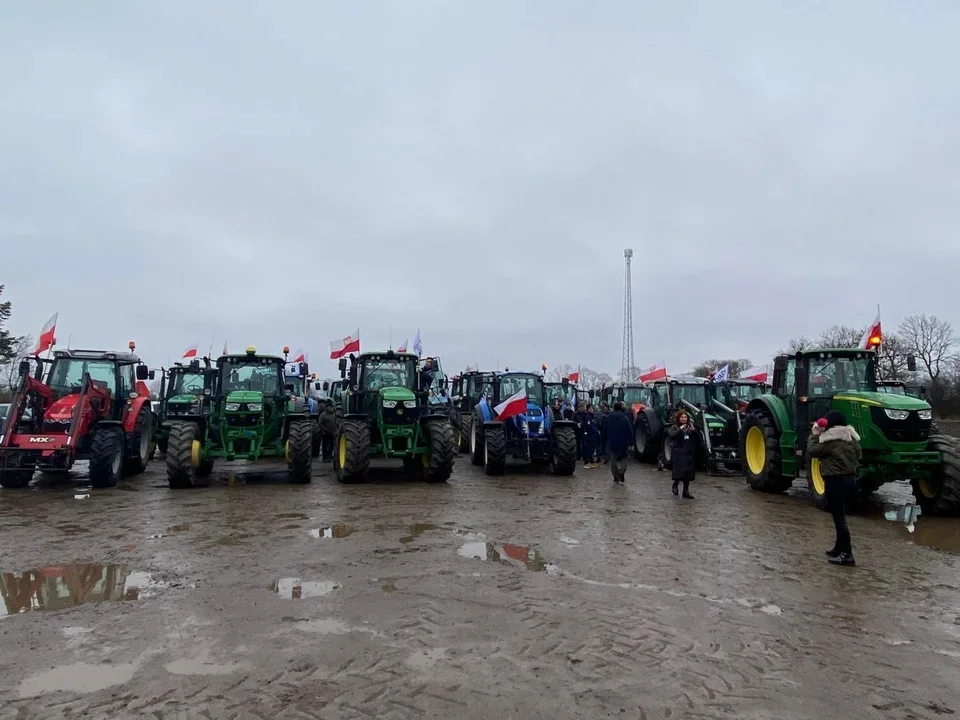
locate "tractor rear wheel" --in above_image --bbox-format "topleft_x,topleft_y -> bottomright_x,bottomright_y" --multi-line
634,415 -> 657,462
123,404 -> 154,477
458,413 -> 473,454
0,468 -> 34,489
310,423 -> 322,459
422,418 -> 455,483
470,412 -> 484,466
483,425 -> 506,476
288,420 -> 313,484
551,425 -> 577,476
166,421 -> 202,489
335,419 -> 370,483
89,426 -> 123,488
806,457 -> 830,511
739,411 -> 791,493
913,434 -> 960,516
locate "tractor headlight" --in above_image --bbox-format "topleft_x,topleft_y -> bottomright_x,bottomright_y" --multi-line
383,400 -> 397,408
884,408 -> 909,420
918,409 -> 932,420
225,403 -> 240,411
247,403 -> 262,412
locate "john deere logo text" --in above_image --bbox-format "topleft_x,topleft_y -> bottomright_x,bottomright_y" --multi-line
28,437 -> 53,443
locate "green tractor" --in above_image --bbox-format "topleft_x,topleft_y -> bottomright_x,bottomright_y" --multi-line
740,348 -> 960,515
164,346 -> 314,488
701,378 -> 770,474
153,359 -> 216,456
333,350 -> 456,483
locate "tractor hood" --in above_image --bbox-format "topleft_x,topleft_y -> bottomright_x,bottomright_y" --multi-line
835,390 -> 930,411
380,387 -> 416,403
44,394 -> 81,423
703,412 -> 726,430
225,390 -> 263,405
168,394 -> 200,406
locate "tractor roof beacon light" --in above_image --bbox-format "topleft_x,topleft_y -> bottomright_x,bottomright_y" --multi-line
868,332 -> 882,347
283,346 -> 290,360
246,346 -> 256,356
128,341 -> 136,351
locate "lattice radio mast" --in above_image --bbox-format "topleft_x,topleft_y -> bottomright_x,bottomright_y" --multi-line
621,249 -> 635,381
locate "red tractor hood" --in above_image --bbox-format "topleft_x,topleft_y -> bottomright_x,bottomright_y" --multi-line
44,394 -> 81,424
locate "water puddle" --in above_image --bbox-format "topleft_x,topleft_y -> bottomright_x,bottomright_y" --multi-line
273,578 -> 341,599
19,661 -> 139,698
458,541 -> 553,572
883,503 -> 960,554
399,523 -> 438,544
309,523 -> 356,539
165,657 -> 247,676
74,488 -> 91,500
1,564 -> 167,617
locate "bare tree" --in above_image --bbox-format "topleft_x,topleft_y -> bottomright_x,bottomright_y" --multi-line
0,285 -> 16,361
898,314 -> 956,379
616,366 -> 643,383
817,325 -> 865,348
690,358 -> 752,378
875,333 -> 911,381
781,335 -> 813,354
545,364 -> 574,383
0,334 -> 35,391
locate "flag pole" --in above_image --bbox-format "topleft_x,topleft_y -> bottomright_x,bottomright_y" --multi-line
208,331 -> 215,359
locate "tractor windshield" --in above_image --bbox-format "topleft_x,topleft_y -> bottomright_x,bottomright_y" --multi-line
877,384 -> 906,395
673,383 -> 708,407
168,371 -> 205,396
500,375 -> 543,403
284,376 -> 304,395
622,387 -> 649,405
808,356 -> 872,395
545,383 -> 572,404
221,359 -> 283,395
729,383 -> 764,402
362,358 -> 416,391
48,359 -> 117,399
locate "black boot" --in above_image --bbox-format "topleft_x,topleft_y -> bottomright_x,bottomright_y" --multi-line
671,481 -> 679,496
825,548 -> 840,557
682,481 -> 694,499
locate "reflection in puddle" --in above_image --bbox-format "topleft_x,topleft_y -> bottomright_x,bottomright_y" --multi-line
457,541 -> 553,572
883,503 -> 960,553
0,564 -> 166,617
309,523 -> 356,539
273,578 -> 341,599
399,523 -> 438,544
885,503 -> 921,533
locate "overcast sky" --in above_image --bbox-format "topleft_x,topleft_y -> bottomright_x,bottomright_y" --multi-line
2,1 -> 957,377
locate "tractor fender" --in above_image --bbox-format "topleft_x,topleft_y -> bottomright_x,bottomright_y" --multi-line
483,420 -> 504,431
122,395 -> 153,433
341,413 -> 369,421
745,396 -> 790,434
640,407 -> 662,439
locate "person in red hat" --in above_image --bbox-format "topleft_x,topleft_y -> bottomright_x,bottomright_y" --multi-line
808,411 -> 862,566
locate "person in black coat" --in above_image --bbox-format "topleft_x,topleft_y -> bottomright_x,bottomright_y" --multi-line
604,402 -> 634,484
667,409 -> 701,499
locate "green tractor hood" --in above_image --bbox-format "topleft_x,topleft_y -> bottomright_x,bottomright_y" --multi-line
703,411 -> 726,430
168,393 -> 201,406
226,390 -> 264,405
381,387 -> 416,403
834,390 -> 930,411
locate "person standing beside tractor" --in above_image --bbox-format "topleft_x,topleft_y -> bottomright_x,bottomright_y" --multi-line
319,400 -> 338,462
581,404 -> 601,468
808,411 -> 862,567
605,402 -> 633,484
597,400 -> 610,464
668,410 -> 700,499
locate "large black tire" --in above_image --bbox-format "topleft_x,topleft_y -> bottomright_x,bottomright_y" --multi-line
483,424 -> 506,476
123,404 -> 154,477
913,434 -> 960,516
334,419 -> 370,483
166,421 -> 201,489
551,425 -> 577,476
739,411 -> 792,493
311,422 -> 322,459
448,407 -> 462,431
89,426 -> 123,488
658,436 -> 673,472
470,412 -> 484,466
457,413 -> 473,454
288,420 -> 313,484
0,469 -> 34,489
422,418 -> 455,482
634,415 -> 657,462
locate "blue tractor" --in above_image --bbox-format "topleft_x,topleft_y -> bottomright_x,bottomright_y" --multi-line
470,370 -> 577,476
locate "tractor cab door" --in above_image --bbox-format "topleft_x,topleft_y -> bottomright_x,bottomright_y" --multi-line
115,364 -> 135,419
427,357 -> 449,406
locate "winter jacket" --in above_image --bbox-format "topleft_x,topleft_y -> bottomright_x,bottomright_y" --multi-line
320,407 -> 338,435
604,410 -> 633,457
807,425 -> 862,476
667,422 -> 701,481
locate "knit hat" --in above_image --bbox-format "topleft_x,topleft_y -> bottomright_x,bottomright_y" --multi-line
824,410 -> 848,428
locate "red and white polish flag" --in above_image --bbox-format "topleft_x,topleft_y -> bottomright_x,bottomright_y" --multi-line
494,389 -> 527,422
33,313 -> 58,354
330,329 -> 360,360
182,343 -> 199,359
740,366 -> 769,383
638,363 -> 667,383
292,348 -> 307,363
859,311 -> 882,349
397,339 -> 408,353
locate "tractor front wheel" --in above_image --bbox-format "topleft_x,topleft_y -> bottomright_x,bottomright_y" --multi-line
806,457 -> 830,511
166,421 -> 203,489
123,404 -> 154,477
483,425 -> 506,476
334,419 -> 370,483
551,425 -> 577,476
287,420 -> 313,484
470,413 -> 484,466
913,434 -> 960,516
458,413 -> 473,454
89,426 -> 123,488
740,411 -> 791,493
421,418 -> 455,483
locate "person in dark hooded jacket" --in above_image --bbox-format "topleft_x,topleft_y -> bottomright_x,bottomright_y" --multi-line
667,409 -> 700,498
604,402 -> 633,484
808,410 -> 862,566
319,401 -> 338,461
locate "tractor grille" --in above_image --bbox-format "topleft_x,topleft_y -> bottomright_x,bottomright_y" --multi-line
383,405 -> 419,425
870,407 -> 931,443
226,414 -> 260,428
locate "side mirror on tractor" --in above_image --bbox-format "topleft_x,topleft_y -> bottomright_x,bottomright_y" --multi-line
338,357 -> 347,376
299,362 -> 309,377
322,381 -> 329,391
907,354 -> 917,372
561,378 -> 569,388
18,359 -> 30,377
148,370 -> 156,380
136,364 -> 149,381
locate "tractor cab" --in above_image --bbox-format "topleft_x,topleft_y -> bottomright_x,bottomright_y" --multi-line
601,383 -> 652,420
709,378 -> 769,416
544,380 -> 576,412
161,360 -> 215,419
421,356 -> 451,412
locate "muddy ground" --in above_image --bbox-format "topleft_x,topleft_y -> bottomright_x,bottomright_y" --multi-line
0,456 -> 958,720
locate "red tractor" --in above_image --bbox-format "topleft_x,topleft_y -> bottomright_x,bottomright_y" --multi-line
0,343 -> 156,489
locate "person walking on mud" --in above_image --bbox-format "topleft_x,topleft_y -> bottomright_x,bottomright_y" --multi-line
808,410 -> 862,567
668,410 -> 700,499
320,400 -> 338,462
605,401 -> 633,484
